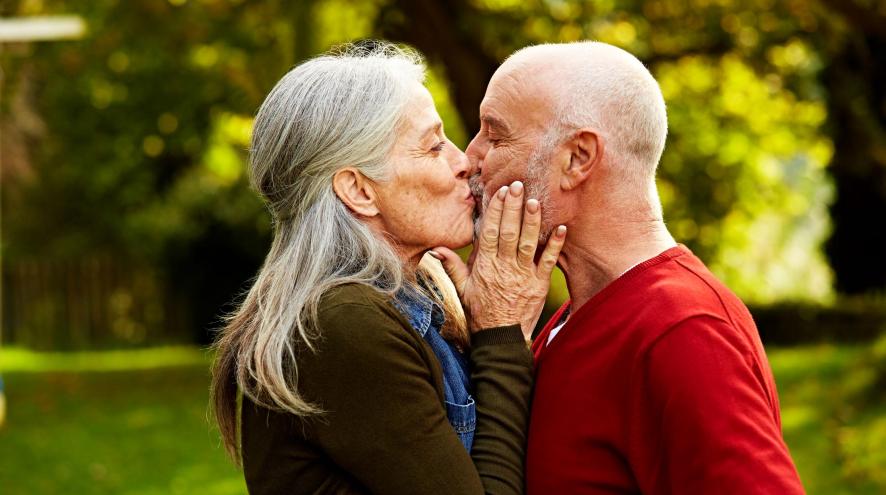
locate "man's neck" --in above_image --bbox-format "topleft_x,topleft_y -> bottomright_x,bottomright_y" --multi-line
558,217 -> 676,312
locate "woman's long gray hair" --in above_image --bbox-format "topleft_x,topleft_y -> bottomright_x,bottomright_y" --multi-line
210,42 -> 467,463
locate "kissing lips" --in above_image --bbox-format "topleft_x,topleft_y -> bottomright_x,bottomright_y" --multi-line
468,174 -> 486,212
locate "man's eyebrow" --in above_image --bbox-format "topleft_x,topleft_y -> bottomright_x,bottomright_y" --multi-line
481,115 -> 510,134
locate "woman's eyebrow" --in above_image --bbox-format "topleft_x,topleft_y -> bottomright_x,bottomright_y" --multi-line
420,121 -> 443,140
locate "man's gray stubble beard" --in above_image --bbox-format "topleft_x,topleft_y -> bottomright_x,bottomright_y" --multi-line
469,146 -> 556,247
526,159 -> 554,244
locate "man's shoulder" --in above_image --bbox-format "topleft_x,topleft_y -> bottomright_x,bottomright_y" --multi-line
630,251 -> 762,355
590,248 -> 757,353
639,248 -> 748,322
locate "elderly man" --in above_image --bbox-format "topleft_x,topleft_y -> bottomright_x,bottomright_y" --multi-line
460,41 -> 804,494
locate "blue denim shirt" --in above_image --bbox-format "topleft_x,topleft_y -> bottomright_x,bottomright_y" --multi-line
393,287 -> 475,452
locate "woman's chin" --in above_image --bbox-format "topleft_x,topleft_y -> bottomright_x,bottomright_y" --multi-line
432,227 -> 473,252
449,228 -> 474,251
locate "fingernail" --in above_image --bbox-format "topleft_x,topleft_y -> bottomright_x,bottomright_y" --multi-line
510,181 -> 524,195
427,250 -> 443,260
526,199 -> 539,213
498,186 -> 508,199
556,225 -> 567,237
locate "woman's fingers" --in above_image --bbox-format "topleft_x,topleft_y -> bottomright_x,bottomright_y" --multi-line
516,198 -> 541,266
536,225 -> 567,278
477,185 -> 508,257
428,247 -> 469,299
497,181 -> 525,259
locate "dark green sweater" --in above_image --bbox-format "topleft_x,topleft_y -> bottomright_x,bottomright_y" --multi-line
240,283 -> 533,495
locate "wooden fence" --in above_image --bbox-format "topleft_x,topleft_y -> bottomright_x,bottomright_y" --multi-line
1,256 -> 191,350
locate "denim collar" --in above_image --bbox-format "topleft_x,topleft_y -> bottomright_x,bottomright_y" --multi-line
393,286 -> 445,337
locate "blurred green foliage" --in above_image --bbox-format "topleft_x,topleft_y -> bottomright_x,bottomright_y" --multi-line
5,0 -> 882,317
656,53 -> 833,303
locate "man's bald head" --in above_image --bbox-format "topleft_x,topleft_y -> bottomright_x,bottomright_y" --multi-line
501,42 -> 668,177
467,41 -> 669,241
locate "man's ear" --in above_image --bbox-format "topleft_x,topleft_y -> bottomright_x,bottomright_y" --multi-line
332,167 -> 380,217
560,129 -> 603,191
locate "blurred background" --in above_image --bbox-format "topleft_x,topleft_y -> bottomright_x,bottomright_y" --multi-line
1,0 -> 884,493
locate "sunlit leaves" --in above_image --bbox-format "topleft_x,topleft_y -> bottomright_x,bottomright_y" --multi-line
657,54 -> 833,302
313,0 -> 379,51
2,0 -> 844,304
203,112 -> 250,185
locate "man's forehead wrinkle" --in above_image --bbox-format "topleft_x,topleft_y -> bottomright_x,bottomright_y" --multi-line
490,64 -> 546,115
480,83 -> 518,121
479,85 -> 516,134
485,66 -> 555,135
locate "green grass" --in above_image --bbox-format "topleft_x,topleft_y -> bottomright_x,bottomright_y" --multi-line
1,346 -> 209,373
0,348 -> 245,495
769,343 -> 884,494
0,344 -> 883,494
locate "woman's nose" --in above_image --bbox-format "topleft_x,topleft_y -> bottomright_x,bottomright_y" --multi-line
450,143 -> 474,179
464,133 -> 485,177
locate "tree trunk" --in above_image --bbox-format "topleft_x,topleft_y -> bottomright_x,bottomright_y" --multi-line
377,0 -> 499,136
823,33 -> 886,294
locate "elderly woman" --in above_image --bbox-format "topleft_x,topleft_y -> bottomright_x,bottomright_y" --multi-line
211,42 -> 565,495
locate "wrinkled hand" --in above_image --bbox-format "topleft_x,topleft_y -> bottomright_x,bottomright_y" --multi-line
431,181 -> 566,340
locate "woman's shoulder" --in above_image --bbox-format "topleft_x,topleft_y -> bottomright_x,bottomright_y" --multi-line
316,283 -> 413,343
319,283 -> 399,321
302,283 -> 433,381
320,282 -> 390,310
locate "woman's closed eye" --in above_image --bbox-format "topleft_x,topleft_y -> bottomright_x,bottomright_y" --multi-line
430,141 -> 446,153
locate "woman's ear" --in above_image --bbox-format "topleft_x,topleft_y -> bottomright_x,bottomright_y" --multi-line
560,129 -> 603,191
332,168 -> 380,217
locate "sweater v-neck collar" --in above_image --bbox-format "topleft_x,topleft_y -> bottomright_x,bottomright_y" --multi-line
539,244 -> 689,357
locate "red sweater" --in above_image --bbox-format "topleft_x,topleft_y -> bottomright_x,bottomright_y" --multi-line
527,245 -> 804,494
